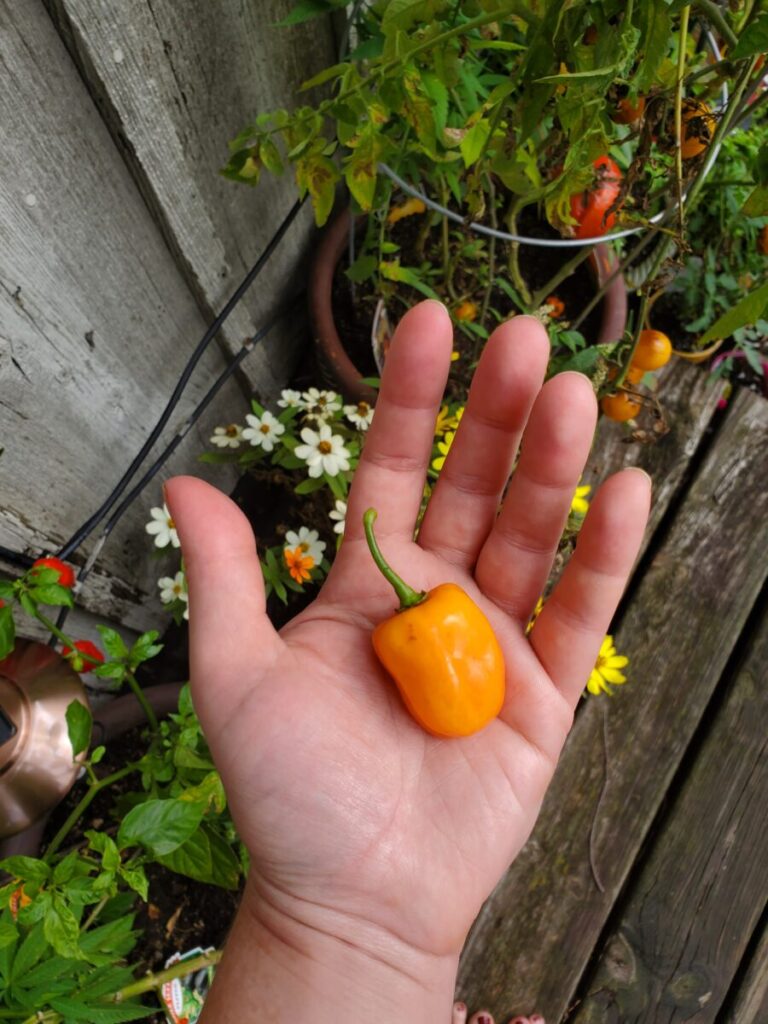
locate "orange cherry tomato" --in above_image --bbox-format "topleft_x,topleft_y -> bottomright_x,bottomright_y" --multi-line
631,329 -> 672,371
609,364 -> 644,384
601,392 -> 642,421
611,94 -> 646,125
681,100 -> 716,160
546,295 -> 565,318
570,156 -> 622,239
455,301 -> 478,322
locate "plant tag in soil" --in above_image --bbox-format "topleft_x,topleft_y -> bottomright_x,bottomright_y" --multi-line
160,946 -> 216,1024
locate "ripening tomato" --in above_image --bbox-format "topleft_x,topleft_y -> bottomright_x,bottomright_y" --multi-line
546,295 -> 565,318
681,100 -> 716,159
609,364 -> 644,384
601,392 -> 642,421
631,329 -> 672,371
611,94 -> 646,125
758,224 -> 768,255
455,301 -> 478,322
32,556 -> 75,588
570,156 -> 622,239
62,639 -> 104,674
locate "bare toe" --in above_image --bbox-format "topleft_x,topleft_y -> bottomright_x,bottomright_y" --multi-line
470,1013 -> 495,1024
452,1003 -> 468,1024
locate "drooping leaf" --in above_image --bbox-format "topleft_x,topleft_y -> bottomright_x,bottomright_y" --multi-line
698,278 -> 768,346
65,701 -> 92,758
0,604 -> 15,660
459,120 -> 491,168
43,898 -> 82,960
345,253 -> 378,283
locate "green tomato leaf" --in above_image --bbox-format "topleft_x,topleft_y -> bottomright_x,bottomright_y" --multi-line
459,119 -> 491,168
730,13 -> 768,59
345,253 -> 378,283
698,278 -> 768,346
0,920 -> 18,950
117,799 -> 204,856
65,700 -> 92,758
85,831 -> 120,873
118,864 -> 148,902
49,998 -> 155,1023
0,579 -> 16,599
0,604 -> 15,660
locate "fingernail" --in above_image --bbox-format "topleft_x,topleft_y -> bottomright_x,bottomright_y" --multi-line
625,466 -> 652,488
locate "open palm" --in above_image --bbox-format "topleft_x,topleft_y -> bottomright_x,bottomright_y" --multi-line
166,301 -> 649,967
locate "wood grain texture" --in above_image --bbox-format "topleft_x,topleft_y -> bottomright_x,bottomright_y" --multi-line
0,1 -> 240,630
722,919 -> 768,1023
570,606 -> 768,1023
45,0 -> 337,394
583,360 -> 722,562
456,388 -> 768,1022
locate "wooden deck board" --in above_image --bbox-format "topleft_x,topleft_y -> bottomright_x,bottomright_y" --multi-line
456,388 -> 768,1022
722,917 -> 768,1023
569,602 -> 768,1023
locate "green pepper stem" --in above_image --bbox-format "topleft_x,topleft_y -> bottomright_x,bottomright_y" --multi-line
363,509 -> 426,610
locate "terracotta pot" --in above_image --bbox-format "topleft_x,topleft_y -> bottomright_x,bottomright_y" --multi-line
309,207 -> 628,404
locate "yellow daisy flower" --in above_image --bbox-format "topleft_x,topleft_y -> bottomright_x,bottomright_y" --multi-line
571,483 -> 591,517
432,430 -> 456,472
434,405 -> 465,437
526,596 -> 544,635
587,635 -> 629,695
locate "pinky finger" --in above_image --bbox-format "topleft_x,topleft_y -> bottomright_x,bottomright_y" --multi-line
530,468 -> 651,706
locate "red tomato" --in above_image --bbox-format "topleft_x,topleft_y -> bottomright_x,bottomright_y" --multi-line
611,95 -> 645,125
32,556 -> 75,588
570,157 -> 622,239
62,639 -> 104,674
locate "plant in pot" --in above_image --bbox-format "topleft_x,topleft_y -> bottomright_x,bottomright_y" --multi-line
223,0 -> 768,423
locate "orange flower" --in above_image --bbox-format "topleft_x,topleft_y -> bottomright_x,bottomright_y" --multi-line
284,546 -> 314,584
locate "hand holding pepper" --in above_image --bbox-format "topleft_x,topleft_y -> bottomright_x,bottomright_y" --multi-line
166,301 -> 650,1024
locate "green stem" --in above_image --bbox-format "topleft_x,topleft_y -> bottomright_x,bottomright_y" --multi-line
125,670 -> 159,732
113,948 -> 223,1002
674,6 -> 690,239
694,0 -> 738,48
530,244 -> 593,310
505,198 -> 533,310
363,509 -> 426,610
32,609 -> 101,672
43,764 -> 137,862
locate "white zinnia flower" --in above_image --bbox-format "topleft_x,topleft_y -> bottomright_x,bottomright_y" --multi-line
294,424 -> 351,478
158,571 -> 188,606
284,527 -> 326,565
343,400 -> 374,430
277,389 -> 302,408
145,504 -> 180,549
242,410 -> 285,452
329,499 -> 347,536
210,424 -> 244,448
301,387 -> 342,418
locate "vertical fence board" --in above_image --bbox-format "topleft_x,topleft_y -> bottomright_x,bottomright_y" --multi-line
0,0 -> 243,630
46,0 -> 338,394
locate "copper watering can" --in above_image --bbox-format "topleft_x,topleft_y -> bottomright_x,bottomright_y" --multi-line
0,639 -> 88,840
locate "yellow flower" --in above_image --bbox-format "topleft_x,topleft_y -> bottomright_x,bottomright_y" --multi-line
431,430 -> 456,472
434,406 -> 464,437
451,350 -> 460,362
571,483 -> 591,517
525,596 -> 545,635
587,635 -> 629,695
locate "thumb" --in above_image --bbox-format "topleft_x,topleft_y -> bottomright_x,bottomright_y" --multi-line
164,476 -> 282,727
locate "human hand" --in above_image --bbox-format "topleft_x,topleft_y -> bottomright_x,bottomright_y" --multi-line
166,300 -> 649,1021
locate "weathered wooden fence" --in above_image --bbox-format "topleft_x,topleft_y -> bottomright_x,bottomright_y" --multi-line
0,0 -> 336,635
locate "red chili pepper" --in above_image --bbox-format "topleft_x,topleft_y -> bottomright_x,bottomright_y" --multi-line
32,556 -> 76,588
63,639 -> 104,673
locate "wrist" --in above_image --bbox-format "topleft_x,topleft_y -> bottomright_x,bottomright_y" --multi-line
200,873 -> 460,1023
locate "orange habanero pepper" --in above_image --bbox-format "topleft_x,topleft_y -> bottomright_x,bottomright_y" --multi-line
363,508 -> 505,738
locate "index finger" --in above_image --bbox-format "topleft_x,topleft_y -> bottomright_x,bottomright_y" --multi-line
343,300 -> 453,543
